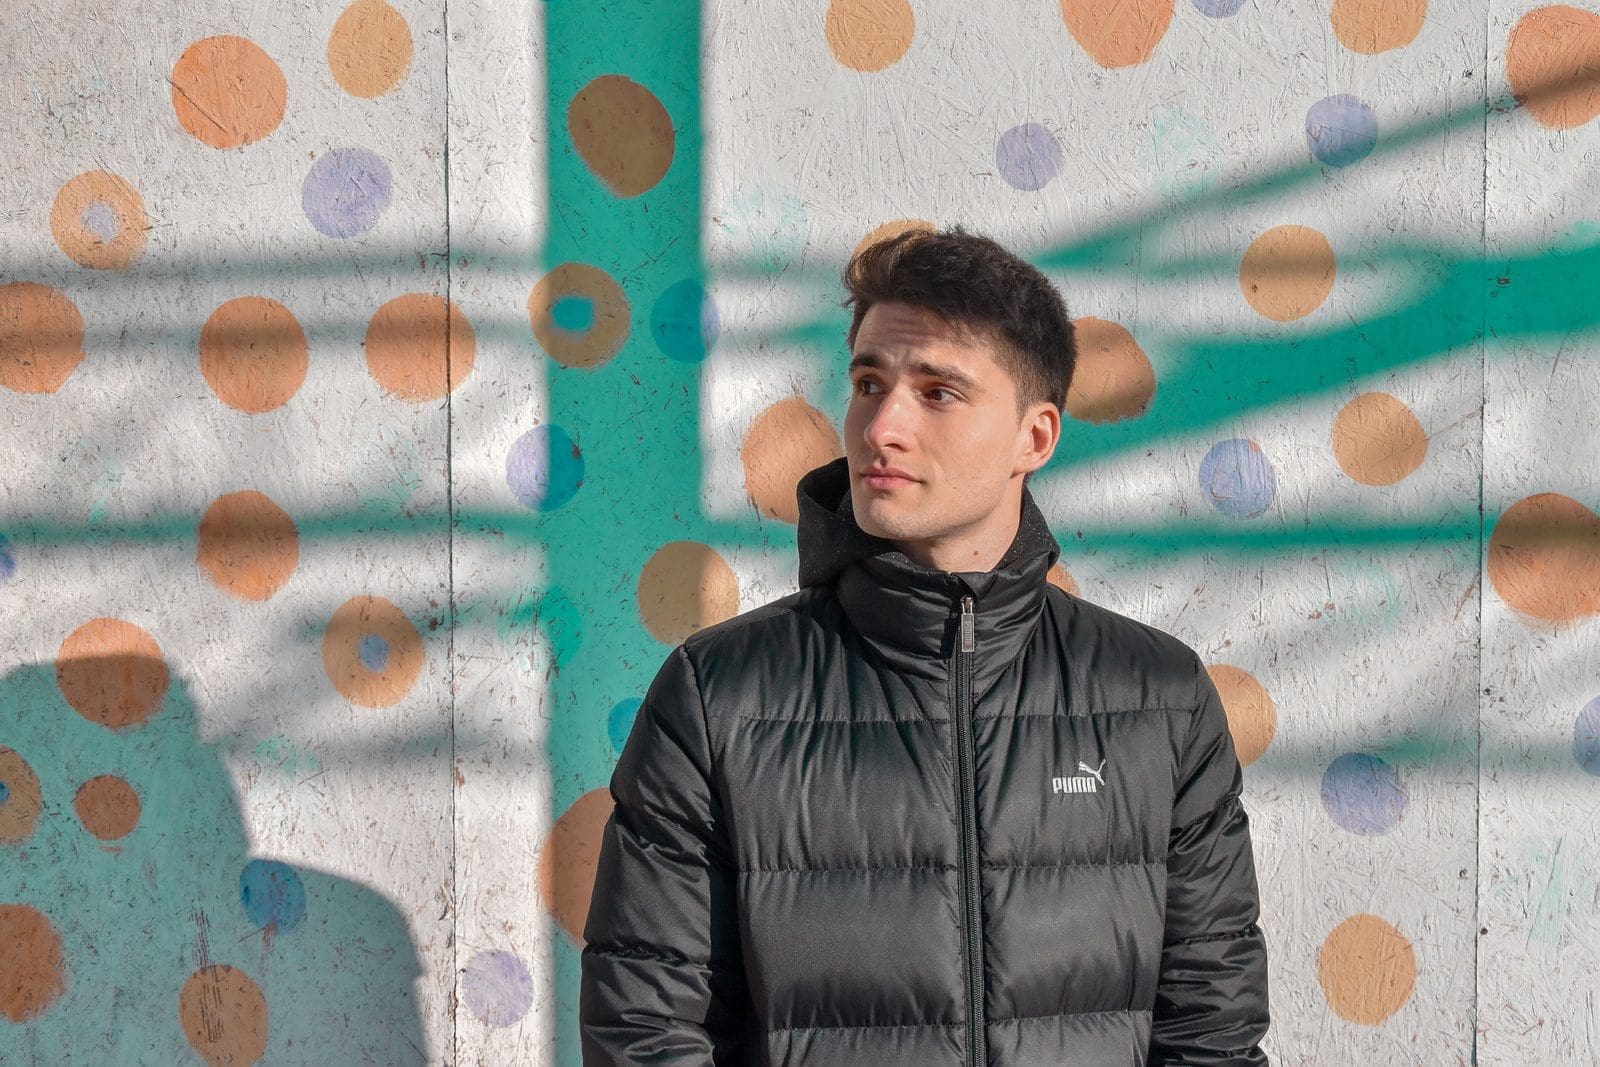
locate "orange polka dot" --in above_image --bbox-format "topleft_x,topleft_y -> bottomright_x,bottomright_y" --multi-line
57,619 -> 170,731
853,218 -> 934,263
0,904 -> 66,1022
1065,317 -> 1156,424
741,399 -> 844,524
1331,392 -> 1428,486
50,170 -> 149,271
1046,562 -> 1080,597
1331,0 -> 1426,55
637,542 -> 741,646
0,282 -> 86,393
1488,493 -> 1600,625
365,293 -> 476,401
199,297 -> 309,414
322,595 -> 426,707
171,35 -> 288,149
1205,664 -> 1277,767
179,964 -> 269,1065
1318,913 -> 1417,1025
1240,225 -> 1336,322
0,747 -> 44,846
538,788 -> 613,944
567,75 -> 675,198
1507,6 -> 1600,130
198,491 -> 300,601
328,0 -> 413,99
1059,0 -> 1174,68
825,0 -> 916,72
529,263 -> 632,369
74,775 -> 141,841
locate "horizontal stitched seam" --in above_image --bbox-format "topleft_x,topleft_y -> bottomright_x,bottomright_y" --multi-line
992,706 -> 1191,720
991,1007 -> 1152,1025
768,1021 -> 960,1034
1167,921 -> 1261,949
740,716 -> 949,724
583,945 -> 702,967
980,859 -> 1160,871
741,863 -> 956,873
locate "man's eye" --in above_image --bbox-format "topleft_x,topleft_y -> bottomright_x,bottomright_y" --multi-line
926,388 -> 958,403
854,378 -> 880,394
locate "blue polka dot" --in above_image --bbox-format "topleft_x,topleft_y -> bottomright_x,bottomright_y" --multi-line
650,280 -> 720,363
0,533 -> 14,583
1321,752 -> 1408,835
1192,0 -> 1247,14
1573,695 -> 1600,775
552,295 -> 595,333
82,202 -> 120,242
240,859 -> 307,931
533,587 -> 583,668
1306,95 -> 1378,168
506,424 -> 584,511
1198,439 -> 1277,518
359,634 -> 390,672
302,147 -> 393,238
608,697 -> 643,756
0,780 -> 9,805
996,122 -> 1062,192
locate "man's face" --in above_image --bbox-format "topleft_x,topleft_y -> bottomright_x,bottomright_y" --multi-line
844,301 -> 1054,555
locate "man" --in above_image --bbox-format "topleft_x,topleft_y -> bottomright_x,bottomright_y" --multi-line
580,226 -> 1270,1064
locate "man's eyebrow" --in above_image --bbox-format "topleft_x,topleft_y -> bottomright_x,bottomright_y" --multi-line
849,352 -> 984,394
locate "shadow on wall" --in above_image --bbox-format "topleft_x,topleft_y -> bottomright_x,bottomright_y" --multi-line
0,651 -> 426,1064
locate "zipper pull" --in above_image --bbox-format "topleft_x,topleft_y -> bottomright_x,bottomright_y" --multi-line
960,595 -> 976,653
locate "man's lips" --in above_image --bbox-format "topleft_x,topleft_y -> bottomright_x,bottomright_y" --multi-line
860,467 -> 918,487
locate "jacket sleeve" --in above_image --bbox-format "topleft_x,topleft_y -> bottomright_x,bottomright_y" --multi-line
579,644 -> 753,1064
1147,659 -> 1271,1065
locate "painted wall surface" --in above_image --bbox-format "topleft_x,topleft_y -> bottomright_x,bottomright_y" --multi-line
1,0 -> 1598,1063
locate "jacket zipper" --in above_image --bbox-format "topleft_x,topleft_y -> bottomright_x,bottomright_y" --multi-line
954,593 -> 986,1067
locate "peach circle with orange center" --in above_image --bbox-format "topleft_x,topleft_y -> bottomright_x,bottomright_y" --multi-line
179,964 -> 269,1065
1059,0 -> 1174,68
1240,225 -> 1336,322
0,282 -> 86,393
1065,317 -> 1156,424
0,904 -> 67,1022
538,787 -> 614,944
0,747 -> 44,846
567,74 -> 675,198
825,0 -> 916,72
1488,492 -> 1600,625
328,0 -> 414,99
171,35 -> 288,149
1205,663 -> 1278,767
1318,913 -> 1417,1025
1331,391 -> 1428,486
637,542 -> 741,646
742,398 -> 844,524
366,293 -> 476,401
200,297 -> 309,414
198,490 -> 301,601
1331,0 -> 1426,55
56,618 -> 170,731
1508,5 -> 1600,130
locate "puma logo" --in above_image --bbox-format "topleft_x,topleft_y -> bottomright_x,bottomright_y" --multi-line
1051,759 -> 1107,795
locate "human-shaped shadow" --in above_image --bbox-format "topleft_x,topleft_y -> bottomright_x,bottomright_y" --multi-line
0,655 -> 427,1064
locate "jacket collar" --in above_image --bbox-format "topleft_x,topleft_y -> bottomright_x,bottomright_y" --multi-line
796,456 -> 1060,684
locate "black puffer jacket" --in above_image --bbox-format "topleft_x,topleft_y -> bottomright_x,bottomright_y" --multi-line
580,456 -> 1270,1064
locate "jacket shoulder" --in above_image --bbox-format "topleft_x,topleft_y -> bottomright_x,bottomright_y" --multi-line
1044,586 -> 1208,712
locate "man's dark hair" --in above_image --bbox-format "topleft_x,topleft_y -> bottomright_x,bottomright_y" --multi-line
841,224 -> 1077,416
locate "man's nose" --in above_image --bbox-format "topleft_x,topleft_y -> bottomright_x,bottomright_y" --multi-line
863,388 -> 912,450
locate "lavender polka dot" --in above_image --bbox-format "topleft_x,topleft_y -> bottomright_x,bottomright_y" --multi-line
996,122 -> 1062,192
1198,438 -> 1277,518
359,634 -> 390,672
82,202 -> 121,242
1573,695 -> 1600,776
303,147 -> 393,238
0,533 -> 14,583
1321,752 -> 1408,835
608,697 -> 643,756
1193,0 -> 1248,15
1306,94 -> 1379,168
463,949 -> 534,1027
506,424 -> 584,512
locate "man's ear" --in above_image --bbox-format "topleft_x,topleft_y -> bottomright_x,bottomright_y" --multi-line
1015,402 -> 1061,477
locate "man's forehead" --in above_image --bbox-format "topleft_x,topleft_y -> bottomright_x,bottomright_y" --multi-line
854,302 -> 991,352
